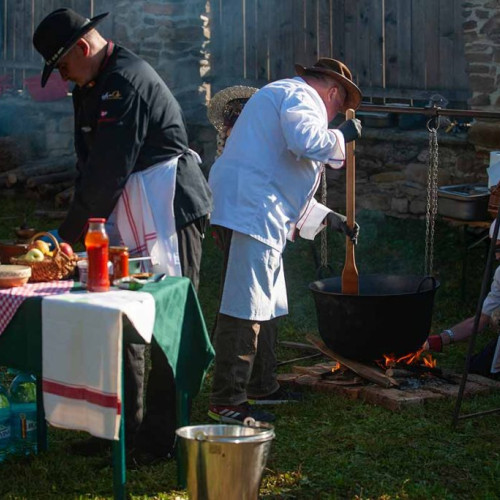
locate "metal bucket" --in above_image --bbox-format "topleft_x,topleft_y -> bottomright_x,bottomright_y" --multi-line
176,421 -> 275,500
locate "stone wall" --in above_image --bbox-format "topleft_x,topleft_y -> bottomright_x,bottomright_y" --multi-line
325,126 -> 481,218
462,1 -> 500,159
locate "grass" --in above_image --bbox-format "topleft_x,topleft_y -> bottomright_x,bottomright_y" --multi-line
0,198 -> 499,499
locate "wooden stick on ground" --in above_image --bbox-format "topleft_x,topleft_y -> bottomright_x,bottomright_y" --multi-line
306,334 -> 398,388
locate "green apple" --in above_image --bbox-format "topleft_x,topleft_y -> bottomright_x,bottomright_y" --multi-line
25,248 -> 44,262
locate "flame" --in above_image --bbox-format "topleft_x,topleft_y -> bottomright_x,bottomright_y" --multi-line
381,348 -> 436,368
330,362 -> 341,373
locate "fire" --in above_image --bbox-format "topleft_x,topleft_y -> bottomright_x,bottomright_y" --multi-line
330,362 -> 341,373
379,349 -> 437,369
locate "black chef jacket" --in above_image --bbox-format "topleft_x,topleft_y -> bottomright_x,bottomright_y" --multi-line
58,42 -> 212,243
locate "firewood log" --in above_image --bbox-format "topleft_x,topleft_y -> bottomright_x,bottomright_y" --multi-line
27,171 -> 76,188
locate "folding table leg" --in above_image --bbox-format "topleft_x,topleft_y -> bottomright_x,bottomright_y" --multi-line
112,361 -> 126,499
36,374 -> 47,452
176,390 -> 190,488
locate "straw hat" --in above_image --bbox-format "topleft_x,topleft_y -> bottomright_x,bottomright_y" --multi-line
295,57 -> 362,112
207,85 -> 259,132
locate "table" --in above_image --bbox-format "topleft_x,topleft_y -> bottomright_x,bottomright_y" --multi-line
0,277 -> 214,499
441,217 -> 491,300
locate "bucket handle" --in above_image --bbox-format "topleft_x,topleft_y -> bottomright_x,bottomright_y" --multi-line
194,418 -> 274,442
416,275 -> 437,293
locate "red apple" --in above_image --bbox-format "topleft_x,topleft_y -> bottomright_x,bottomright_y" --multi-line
59,242 -> 74,257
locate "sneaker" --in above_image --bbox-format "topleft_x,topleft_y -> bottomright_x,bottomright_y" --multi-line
208,402 -> 275,424
248,386 -> 303,405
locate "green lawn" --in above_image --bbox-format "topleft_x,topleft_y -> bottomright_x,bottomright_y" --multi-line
0,198 -> 499,499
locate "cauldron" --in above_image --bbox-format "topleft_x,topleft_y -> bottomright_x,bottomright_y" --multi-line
309,274 -> 439,361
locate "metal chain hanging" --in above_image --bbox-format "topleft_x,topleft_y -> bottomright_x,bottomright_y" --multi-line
424,117 -> 440,276
316,167 -> 334,278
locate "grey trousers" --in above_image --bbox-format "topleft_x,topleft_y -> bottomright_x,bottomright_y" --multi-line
209,226 -> 280,406
210,314 -> 280,406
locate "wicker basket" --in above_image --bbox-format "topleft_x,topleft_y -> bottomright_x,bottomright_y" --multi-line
10,232 -> 78,282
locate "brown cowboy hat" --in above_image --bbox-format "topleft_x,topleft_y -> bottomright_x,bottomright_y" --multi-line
295,58 -> 362,112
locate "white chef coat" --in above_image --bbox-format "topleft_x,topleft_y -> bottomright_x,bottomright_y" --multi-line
209,77 -> 346,253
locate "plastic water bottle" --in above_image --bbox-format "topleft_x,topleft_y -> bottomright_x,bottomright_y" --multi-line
9,372 -> 37,455
0,383 -> 12,462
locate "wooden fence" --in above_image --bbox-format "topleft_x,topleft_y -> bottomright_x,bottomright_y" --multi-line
0,0 -> 113,90
210,0 -> 471,104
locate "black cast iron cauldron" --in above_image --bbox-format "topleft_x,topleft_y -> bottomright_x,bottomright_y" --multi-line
309,274 -> 439,361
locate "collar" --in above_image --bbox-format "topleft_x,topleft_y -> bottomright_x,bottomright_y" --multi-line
85,41 -> 115,89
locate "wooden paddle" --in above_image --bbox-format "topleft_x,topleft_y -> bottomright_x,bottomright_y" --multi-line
341,108 -> 359,295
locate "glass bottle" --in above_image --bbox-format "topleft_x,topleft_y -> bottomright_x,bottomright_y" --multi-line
109,246 -> 129,280
84,218 -> 110,292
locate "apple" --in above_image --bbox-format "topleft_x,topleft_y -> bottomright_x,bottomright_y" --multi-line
59,242 -> 74,257
31,240 -> 51,255
25,248 -> 44,262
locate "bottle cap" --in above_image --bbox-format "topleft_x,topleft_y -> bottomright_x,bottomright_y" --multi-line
88,218 -> 106,223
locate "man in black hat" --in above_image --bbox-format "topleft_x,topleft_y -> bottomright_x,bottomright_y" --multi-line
207,58 -> 362,424
33,8 -> 213,464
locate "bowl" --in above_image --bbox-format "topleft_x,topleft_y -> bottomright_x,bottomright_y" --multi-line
0,240 -> 29,264
14,227 -> 38,240
0,264 -> 31,288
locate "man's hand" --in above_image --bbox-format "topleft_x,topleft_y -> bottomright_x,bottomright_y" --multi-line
325,211 -> 360,244
337,118 -> 362,143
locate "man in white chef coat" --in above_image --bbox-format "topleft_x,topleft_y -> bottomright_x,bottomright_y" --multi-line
208,58 -> 363,423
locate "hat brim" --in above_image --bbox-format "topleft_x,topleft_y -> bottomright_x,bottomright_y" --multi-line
295,63 -> 362,113
207,85 -> 259,132
41,12 -> 109,87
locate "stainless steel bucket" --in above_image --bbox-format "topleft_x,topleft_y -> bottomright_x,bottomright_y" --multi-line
176,421 -> 275,500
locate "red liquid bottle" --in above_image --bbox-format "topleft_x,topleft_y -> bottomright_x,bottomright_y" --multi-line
85,218 -> 110,292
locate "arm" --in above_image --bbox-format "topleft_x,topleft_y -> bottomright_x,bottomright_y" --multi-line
59,74 -> 149,243
279,91 -> 346,167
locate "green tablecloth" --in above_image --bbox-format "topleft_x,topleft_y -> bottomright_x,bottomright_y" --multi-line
0,277 -> 214,399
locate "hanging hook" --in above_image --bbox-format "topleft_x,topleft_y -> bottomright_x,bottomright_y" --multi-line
426,107 -> 441,132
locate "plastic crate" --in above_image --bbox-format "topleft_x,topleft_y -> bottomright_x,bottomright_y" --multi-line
24,74 -> 69,102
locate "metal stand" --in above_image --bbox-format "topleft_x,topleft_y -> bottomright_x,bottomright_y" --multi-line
452,208 -> 500,427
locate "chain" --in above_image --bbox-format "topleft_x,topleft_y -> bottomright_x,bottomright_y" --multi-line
320,168 -> 328,268
425,120 -> 439,276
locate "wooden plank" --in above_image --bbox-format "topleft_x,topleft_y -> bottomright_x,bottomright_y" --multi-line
438,0 -> 454,90
423,0 -> 440,89
357,0 -> 371,86
396,0 -> 412,89
304,0 -> 318,63
369,0 -> 384,88
256,0 -> 269,80
317,0 -> 331,57
210,0 -> 222,87
306,334 -> 398,388
274,0 -> 294,79
384,0 -> 398,89
331,0 -> 345,60
292,0 -> 307,66
244,0 -> 257,80
225,0 -> 245,81
410,0 -> 427,90
453,0 -> 470,96
343,0 -> 357,83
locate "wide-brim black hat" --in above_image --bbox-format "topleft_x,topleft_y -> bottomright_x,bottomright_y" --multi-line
33,8 -> 109,87
295,57 -> 362,112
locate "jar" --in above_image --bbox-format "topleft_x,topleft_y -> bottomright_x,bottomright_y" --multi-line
84,218 -> 109,292
109,246 -> 129,280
